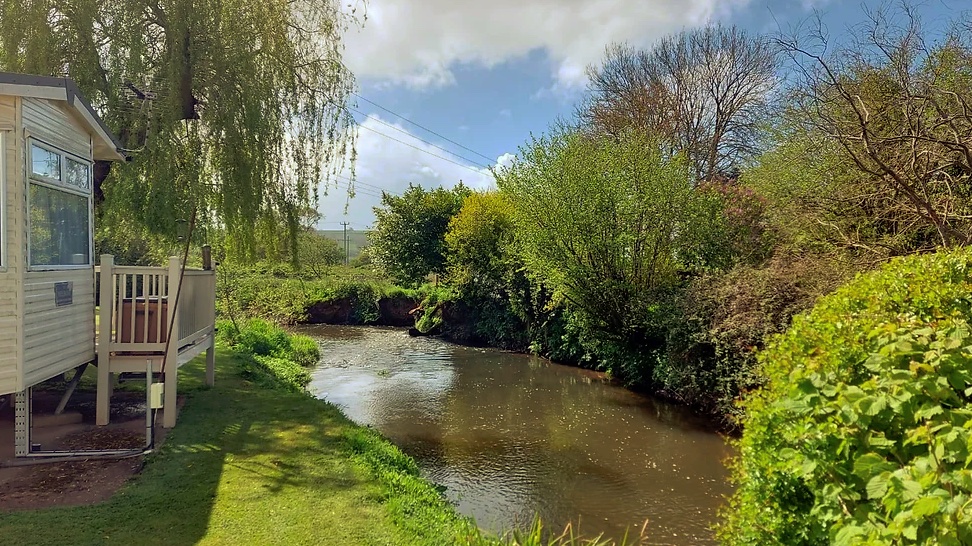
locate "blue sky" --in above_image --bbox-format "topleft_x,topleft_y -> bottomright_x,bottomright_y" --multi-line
319,0 -> 966,229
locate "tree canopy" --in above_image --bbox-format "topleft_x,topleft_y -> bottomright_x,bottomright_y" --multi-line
498,129 -> 722,337
781,8 -> 972,249
369,183 -> 471,286
0,0 -> 359,255
582,24 -> 777,181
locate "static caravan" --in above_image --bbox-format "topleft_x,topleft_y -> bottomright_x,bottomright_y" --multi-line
0,73 -> 217,459
0,73 -> 125,400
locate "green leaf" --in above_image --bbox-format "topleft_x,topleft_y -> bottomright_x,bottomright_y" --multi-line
900,478 -> 924,501
853,453 -> 896,480
912,495 -> 942,517
867,433 -> 895,448
866,473 -> 889,499
796,378 -> 817,394
834,525 -> 865,546
860,395 -> 888,416
915,404 -> 945,421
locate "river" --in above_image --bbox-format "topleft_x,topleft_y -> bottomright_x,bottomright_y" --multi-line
299,325 -> 733,545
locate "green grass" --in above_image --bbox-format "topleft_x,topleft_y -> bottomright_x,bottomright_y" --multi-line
0,348 -> 477,545
8,318 -> 650,546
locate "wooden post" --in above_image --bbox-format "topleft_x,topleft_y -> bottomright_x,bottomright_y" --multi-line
206,257 -> 216,387
201,244 -> 212,270
96,255 -> 114,426
163,256 -> 181,428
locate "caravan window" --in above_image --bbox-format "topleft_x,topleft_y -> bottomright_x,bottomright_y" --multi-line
30,144 -> 60,180
28,141 -> 92,268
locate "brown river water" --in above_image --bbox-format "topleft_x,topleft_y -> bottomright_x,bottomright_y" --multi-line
299,325 -> 734,545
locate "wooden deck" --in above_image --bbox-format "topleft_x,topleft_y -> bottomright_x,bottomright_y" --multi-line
95,255 -> 216,428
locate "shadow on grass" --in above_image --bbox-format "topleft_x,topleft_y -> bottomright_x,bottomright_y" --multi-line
0,350 -> 394,546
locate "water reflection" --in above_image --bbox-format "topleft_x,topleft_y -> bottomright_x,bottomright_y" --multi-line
301,325 -> 733,545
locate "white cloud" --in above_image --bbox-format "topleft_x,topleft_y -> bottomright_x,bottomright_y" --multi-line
316,115 -> 507,228
343,0 -> 751,89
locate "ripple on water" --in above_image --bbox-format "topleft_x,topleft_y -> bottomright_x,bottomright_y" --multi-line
299,324 -> 734,545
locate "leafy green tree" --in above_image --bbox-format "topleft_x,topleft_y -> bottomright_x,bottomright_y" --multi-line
498,129 -> 719,339
293,232 -> 344,277
443,191 -> 533,348
445,192 -> 515,289
369,184 -> 471,286
0,0 -> 358,255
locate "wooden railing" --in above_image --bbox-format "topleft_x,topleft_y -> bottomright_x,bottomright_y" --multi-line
96,254 -> 217,428
177,270 -> 216,348
96,255 -> 216,355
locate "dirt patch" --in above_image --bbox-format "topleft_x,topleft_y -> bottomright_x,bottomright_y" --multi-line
377,296 -> 420,326
0,389 -> 178,513
307,297 -> 355,324
0,428 -> 146,512
439,300 -> 481,345
307,295 -> 419,327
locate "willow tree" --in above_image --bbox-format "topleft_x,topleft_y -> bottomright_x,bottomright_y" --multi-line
0,0 -> 359,255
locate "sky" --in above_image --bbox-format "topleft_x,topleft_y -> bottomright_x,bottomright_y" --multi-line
317,0 -> 966,229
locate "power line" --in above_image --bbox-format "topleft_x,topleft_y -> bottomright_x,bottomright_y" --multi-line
325,174 -> 386,196
333,174 -> 395,195
357,123 -> 488,176
350,106 -> 490,169
324,179 -> 383,199
353,92 -> 497,164
330,174 -> 397,197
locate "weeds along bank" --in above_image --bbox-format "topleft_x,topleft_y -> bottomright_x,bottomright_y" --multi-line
217,262 -> 428,326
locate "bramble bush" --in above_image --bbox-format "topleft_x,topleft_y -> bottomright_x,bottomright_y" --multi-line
721,249 -> 972,545
661,252 -> 851,423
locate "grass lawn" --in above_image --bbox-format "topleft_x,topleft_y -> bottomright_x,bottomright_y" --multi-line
0,348 -> 476,546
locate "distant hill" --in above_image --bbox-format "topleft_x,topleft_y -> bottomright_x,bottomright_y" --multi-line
317,229 -> 371,260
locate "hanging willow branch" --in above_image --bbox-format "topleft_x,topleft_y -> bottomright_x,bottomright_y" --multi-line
0,0 -> 362,257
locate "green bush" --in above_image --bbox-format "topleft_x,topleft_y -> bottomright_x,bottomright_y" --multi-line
414,287 -> 453,334
659,252 -> 852,423
216,318 -> 319,392
721,249 -> 972,545
287,334 -> 321,367
234,318 -> 290,357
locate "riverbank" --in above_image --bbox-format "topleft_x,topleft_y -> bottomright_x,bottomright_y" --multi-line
222,268 -> 709,424
0,340 -> 479,545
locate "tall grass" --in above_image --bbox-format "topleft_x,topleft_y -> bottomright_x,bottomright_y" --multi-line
473,517 -> 649,546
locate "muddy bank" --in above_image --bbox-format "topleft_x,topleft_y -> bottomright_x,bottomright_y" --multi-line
305,295 -> 419,326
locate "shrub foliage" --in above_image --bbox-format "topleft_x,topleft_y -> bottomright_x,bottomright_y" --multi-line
721,249 -> 972,545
